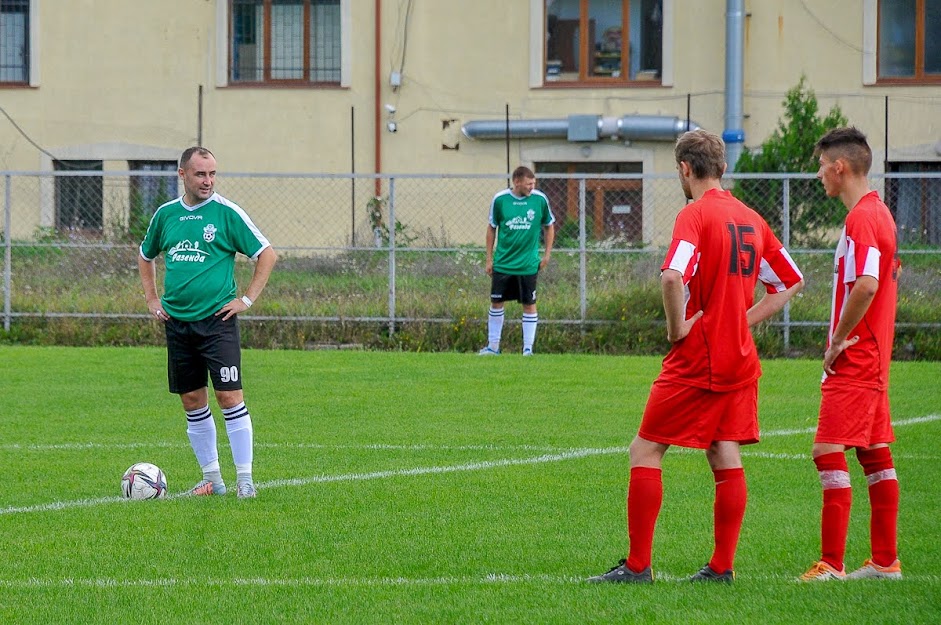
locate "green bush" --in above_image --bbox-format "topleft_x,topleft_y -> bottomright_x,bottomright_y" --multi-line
734,76 -> 849,246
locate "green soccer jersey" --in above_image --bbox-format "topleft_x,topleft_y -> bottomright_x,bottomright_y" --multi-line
139,193 -> 270,322
489,188 -> 555,275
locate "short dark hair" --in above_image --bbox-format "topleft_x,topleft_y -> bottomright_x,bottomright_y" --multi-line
814,127 -> 872,175
512,165 -> 535,181
674,130 -> 725,180
179,146 -> 215,170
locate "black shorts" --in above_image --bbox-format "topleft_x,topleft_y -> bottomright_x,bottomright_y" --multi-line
164,315 -> 243,394
490,271 -> 539,305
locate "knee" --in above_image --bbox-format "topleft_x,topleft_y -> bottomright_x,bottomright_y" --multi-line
215,389 -> 245,410
629,437 -> 665,468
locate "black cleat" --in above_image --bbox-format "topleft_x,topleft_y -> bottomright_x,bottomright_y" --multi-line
587,559 -> 653,584
689,564 -> 734,583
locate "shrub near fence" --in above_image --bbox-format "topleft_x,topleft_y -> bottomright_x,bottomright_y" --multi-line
2,172 -> 940,358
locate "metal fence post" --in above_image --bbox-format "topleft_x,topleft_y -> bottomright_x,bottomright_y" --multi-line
3,174 -> 11,332
578,178 -> 587,327
387,176 -> 396,337
782,177 -> 791,351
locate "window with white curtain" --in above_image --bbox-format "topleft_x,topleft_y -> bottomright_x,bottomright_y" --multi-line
230,0 -> 341,84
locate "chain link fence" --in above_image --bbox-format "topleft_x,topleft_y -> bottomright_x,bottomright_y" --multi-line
2,171 -> 940,355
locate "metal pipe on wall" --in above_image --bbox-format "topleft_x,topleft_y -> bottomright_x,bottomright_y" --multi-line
724,0 -> 746,171
462,115 -> 699,142
373,0 -> 382,197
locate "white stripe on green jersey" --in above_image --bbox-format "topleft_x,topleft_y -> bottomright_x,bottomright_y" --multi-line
488,188 -> 554,275
139,192 -> 270,322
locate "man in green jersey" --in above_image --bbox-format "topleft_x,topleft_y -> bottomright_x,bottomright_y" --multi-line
138,147 -> 277,498
479,166 -> 555,356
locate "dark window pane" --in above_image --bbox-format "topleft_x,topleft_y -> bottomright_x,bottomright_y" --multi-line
54,161 -> 104,233
879,0 -> 916,77
0,0 -> 29,83
232,0 -> 263,82
925,0 -> 941,73
129,161 -> 177,240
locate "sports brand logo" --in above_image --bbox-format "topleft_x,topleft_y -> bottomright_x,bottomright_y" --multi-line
203,224 -> 217,243
167,240 -> 210,263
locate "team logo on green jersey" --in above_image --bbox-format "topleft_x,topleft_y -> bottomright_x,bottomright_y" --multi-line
168,240 -> 210,263
504,216 -> 533,231
203,224 -> 217,243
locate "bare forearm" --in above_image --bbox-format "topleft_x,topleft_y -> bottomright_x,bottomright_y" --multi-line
747,280 -> 804,327
137,255 -> 159,303
244,247 -> 278,301
661,270 -> 686,341
485,227 -> 496,261
831,276 -> 877,342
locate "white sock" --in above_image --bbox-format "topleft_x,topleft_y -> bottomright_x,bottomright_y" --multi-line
223,402 -> 253,480
488,306 -> 504,349
522,312 -> 538,351
185,405 -> 219,472
201,460 -> 223,486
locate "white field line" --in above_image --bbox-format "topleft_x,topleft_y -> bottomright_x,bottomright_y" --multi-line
0,415 -> 937,517
258,446 -> 628,490
0,447 -> 630,516
0,572 -> 938,589
0,441 -> 566,453
759,414 -> 941,438
3,414 -> 938,454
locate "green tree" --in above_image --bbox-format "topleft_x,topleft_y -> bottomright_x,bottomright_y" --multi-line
734,76 -> 848,246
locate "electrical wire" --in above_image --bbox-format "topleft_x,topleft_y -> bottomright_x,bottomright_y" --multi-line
0,103 -> 62,163
799,0 -> 864,53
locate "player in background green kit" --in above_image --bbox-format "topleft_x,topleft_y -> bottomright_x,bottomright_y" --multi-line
479,166 -> 555,356
138,147 -> 277,498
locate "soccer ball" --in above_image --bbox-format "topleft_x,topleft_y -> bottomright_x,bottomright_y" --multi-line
121,462 -> 168,500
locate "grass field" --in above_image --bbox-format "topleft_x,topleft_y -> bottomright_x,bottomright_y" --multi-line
0,346 -> 939,623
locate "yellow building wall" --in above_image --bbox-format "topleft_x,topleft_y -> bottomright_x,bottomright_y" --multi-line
1,0 -> 939,245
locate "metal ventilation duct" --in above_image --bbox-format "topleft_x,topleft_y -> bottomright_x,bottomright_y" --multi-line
461,115 -> 701,142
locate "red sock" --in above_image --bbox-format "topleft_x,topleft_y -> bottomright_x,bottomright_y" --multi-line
815,452 -> 851,570
857,447 -> 899,566
709,467 -> 746,573
626,466 -> 663,573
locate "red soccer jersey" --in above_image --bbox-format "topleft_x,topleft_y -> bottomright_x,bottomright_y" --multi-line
659,188 -> 803,391
827,190 -> 899,390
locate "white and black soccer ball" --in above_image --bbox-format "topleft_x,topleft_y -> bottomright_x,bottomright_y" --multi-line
121,462 -> 168,500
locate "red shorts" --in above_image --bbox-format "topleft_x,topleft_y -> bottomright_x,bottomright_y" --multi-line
638,379 -> 759,449
816,381 -> 894,448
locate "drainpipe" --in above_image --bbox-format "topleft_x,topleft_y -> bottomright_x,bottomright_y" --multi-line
374,0 -> 382,196
724,0 -> 745,172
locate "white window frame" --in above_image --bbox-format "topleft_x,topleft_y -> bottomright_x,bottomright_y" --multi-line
215,0 -> 351,87
529,0 -> 673,88
862,0 -> 878,85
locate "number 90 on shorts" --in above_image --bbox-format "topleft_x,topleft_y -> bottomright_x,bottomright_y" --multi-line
165,315 -> 244,394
